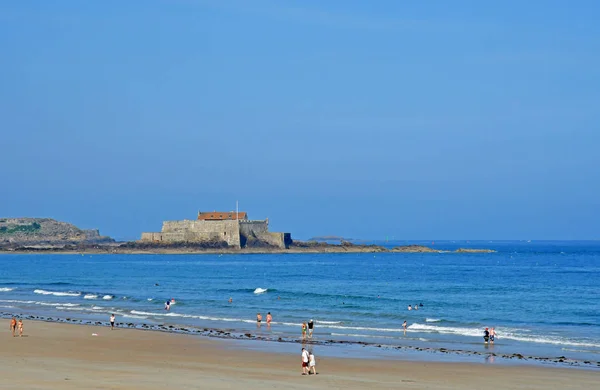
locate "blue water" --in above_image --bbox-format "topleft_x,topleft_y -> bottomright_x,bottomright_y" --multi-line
1,241 -> 599,365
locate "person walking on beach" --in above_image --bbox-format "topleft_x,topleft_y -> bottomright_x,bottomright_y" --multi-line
301,348 -> 310,375
308,319 -> 314,338
301,322 -> 307,340
483,328 -> 490,344
308,351 -> 316,375
10,317 -> 17,337
17,319 -> 23,337
490,327 -> 496,344
110,314 -> 116,330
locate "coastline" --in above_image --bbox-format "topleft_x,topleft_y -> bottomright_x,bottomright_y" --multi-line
0,244 -> 496,255
2,312 -> 598,370
2,320 -> 598,390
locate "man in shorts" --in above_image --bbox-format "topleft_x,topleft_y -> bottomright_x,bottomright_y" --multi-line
10,317 -> 17,337
308,319 -> 314,338
301,348 -> 310,375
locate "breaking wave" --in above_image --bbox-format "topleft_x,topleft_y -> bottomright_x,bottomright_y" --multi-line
34,289 -> 81,297
253,288 -> 268,294
0,287 -> 14,292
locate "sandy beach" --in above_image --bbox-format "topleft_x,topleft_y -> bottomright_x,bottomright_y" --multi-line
1,321 -> 597,389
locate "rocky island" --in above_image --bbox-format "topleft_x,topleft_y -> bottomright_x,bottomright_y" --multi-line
0,214 -> 496,255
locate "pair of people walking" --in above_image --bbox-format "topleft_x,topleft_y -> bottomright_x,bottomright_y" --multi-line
301,347 -> 316,375
301,319 -> 314,339
9,317 -> 23,337
483,327 -> 496,344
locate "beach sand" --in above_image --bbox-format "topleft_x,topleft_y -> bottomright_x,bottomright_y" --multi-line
1,321 -> 597,389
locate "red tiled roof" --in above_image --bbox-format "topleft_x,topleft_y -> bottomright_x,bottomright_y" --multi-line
197,211 -> 248,221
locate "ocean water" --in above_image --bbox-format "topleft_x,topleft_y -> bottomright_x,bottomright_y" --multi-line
1,241 -> 599,365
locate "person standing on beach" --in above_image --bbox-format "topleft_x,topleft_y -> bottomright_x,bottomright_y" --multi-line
10,317 -> 17,337
308,319 -> 314,338
17,319 -> 23,337
308,351 -> 316,375
301,348 -> 310,375
490,327 -> 496,344
110,314 -> 116,330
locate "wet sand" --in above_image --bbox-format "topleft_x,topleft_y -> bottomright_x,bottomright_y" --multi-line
1,321 -> 597,389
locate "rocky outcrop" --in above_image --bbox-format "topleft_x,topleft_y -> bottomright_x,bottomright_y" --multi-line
0,218 -> 114,248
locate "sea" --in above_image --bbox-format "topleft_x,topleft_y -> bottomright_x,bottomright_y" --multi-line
1,240 -> 599,367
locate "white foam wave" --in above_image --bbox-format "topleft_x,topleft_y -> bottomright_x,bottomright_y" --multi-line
122,314 -> 148,319
409,323 -> 600,349
34,289 -> 81,297
92,306 -> 104,310
318,320 -> 342,325
84,294 -> 98,300
425,318 -> 442,323
102,295 -> 113,300
253,288 -> 268,294
147,298 -> 153,301
0,287 -> 14,292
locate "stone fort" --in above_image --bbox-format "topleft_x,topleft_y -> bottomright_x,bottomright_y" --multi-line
140,211 -> 291,249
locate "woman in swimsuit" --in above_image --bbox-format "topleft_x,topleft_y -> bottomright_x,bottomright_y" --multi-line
18,319 -> 23,337
301,322 -> 307,340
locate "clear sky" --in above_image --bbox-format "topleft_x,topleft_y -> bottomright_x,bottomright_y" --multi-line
1,0 -> 599,241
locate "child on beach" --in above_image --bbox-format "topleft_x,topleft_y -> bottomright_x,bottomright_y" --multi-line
18,319 -> 23,337
301,322 -> 307,340
309,351 -> 316,375
110,314 -> 115,330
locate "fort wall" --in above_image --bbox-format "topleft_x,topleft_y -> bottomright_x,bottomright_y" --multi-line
141,214 -> 289,249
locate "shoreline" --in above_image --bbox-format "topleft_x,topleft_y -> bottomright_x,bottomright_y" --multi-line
2,312 -> 597,370
0,245 -> 496,255
2,320 -> 598,390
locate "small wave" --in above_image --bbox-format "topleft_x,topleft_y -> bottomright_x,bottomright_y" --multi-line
0,287 -> 15,292
318,320 -> 342,325
122,314 -> 148,319
147,298 -> 153,301
410,323 -> 600,349
34,289 -> 81,297
102,295 -> 114,300
84,294 -> 98,300
425,318 -> 442,323
92,306 -> 104,310
254,288 -> 268,294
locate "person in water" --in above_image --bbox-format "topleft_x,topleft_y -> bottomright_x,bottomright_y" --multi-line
307,319 -> 314,338
483,328 -> 490,344
256,313 -> 262,326
490,327 -> 496,344
408,305 -> 412,311
165,300 -> 170,311
301,322 -> 307,340
414,304 -> 419,311
228,297 -> 232,303
403,321 -> 407,332
266,312 -> 272,326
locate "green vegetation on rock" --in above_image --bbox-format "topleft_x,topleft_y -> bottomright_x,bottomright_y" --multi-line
0,222 -> 41,235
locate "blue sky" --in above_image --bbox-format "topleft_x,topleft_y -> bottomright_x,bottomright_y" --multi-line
1,0 -> 599,240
